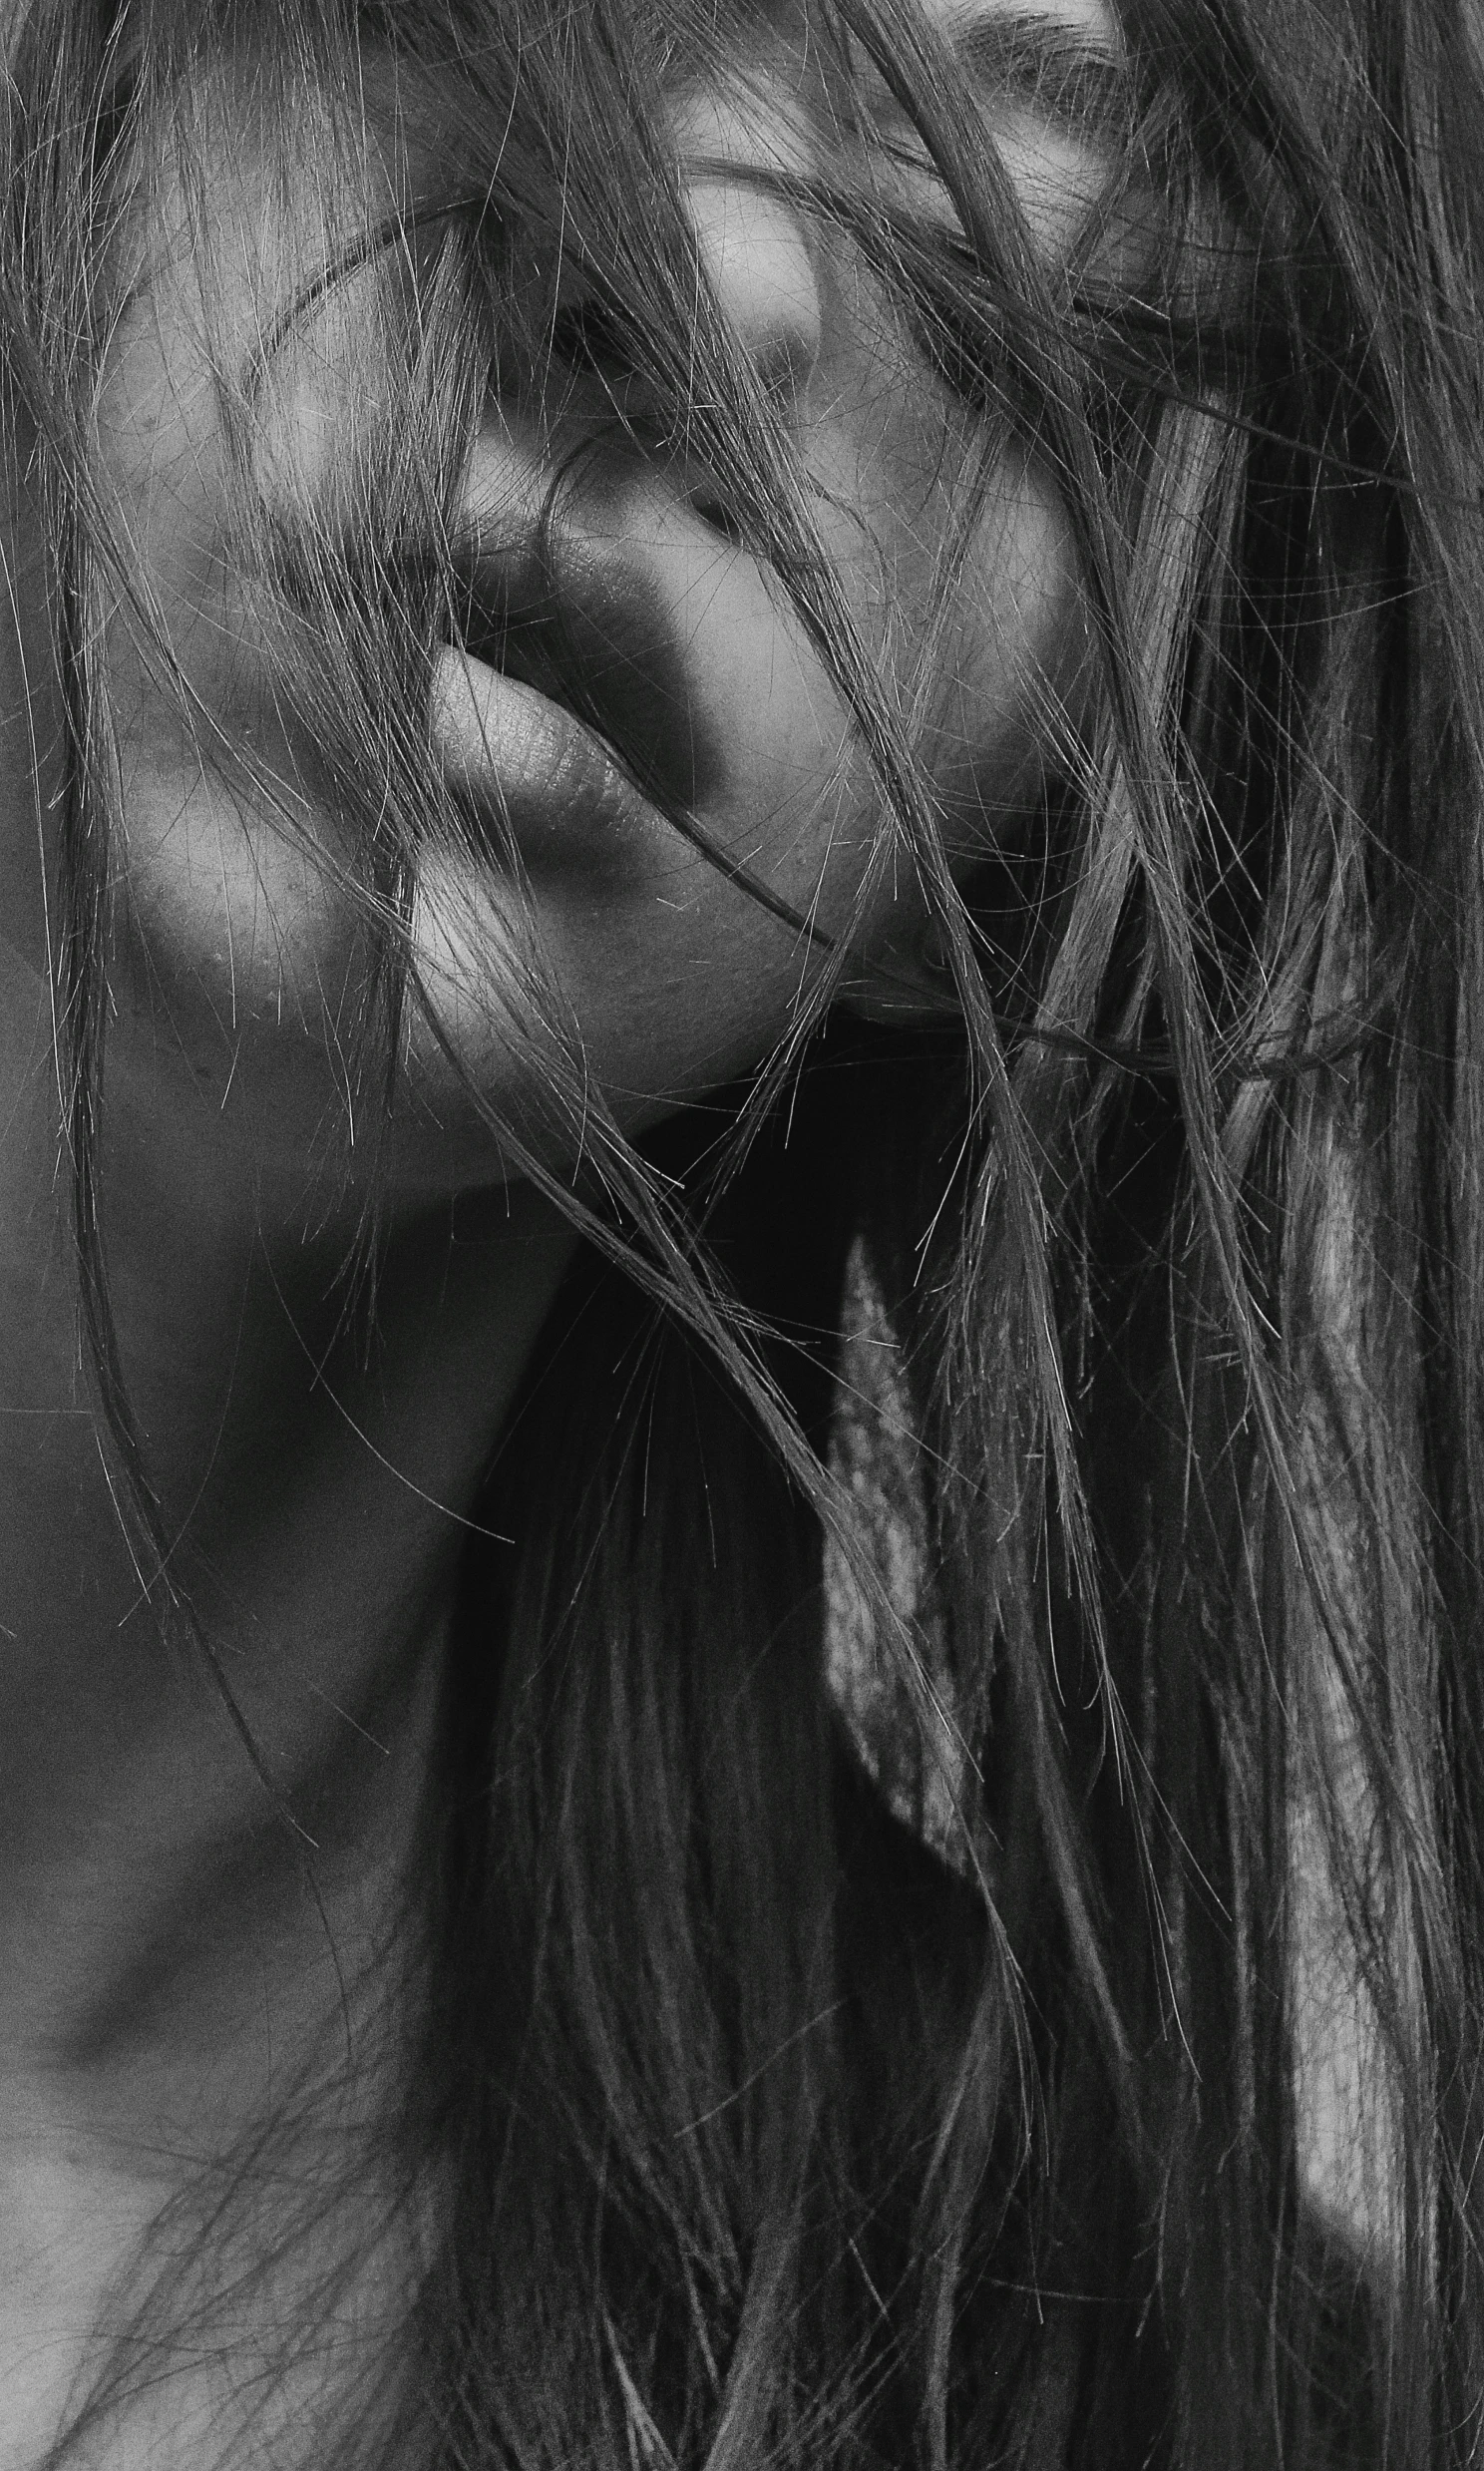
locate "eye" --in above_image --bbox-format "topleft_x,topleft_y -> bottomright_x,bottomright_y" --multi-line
847,2 -> 1131,252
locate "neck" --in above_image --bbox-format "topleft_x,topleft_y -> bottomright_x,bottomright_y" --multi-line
0,950 -> 572,2464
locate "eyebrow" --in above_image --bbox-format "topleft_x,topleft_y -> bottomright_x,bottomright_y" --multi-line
946,7 -> 1132,140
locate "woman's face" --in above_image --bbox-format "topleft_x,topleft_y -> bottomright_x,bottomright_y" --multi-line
38,0 -> 1124,1214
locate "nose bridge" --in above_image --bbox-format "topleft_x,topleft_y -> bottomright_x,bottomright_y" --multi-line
671,84 -> 822,402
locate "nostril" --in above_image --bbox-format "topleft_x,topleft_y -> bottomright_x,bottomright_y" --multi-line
688,490 -> 747,549
548,293 -> 630,384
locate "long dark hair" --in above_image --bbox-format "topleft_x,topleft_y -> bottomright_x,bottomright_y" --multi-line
4,0 -> 1482,2460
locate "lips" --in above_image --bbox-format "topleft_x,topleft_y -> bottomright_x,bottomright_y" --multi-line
434,421 -> 737,866
454,541 -> 717,818
429,643 -> 664,873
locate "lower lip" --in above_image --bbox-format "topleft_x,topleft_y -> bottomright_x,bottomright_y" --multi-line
429,645 -> 664,869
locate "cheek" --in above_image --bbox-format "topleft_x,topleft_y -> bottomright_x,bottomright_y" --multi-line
92,160 -> 431,1162
928,458 -> 1089,850
97,460 -> 382,1149
95,216 -> 316,959
85,116 -> 1084,1190
799,265 -> 1086,858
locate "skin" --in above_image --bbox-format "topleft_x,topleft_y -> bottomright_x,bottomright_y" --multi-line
0,1 -> 1123,2459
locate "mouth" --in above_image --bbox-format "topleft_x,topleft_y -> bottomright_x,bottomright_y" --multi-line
452,535 -> 715,799
429,642 -> 669,874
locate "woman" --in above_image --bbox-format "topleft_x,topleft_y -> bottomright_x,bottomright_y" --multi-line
0,0 -> 1472,2460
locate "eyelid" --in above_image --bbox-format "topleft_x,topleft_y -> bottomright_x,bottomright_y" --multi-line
860,8 -> 1131,149
948,13 -> 1131,141
853,7 -> 1131,261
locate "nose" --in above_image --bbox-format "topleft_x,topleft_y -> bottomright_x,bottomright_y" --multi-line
671,87 -> 822,402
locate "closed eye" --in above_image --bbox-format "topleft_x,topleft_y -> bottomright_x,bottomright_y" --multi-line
855,1 -> 1133,260
859,4 -> 1132,163
949,7 -> 1132,143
